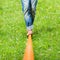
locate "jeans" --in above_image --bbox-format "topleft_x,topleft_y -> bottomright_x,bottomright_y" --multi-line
21,0 -> 37,30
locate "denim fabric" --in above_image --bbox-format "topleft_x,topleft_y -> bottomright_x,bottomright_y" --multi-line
21,0 -> 37,30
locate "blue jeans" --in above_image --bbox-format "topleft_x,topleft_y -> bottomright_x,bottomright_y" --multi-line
21,0 -> 37,30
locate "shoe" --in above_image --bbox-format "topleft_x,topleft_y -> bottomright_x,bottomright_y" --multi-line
27,30 -> 33,36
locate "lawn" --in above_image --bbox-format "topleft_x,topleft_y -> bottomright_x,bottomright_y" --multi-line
0,0 -> 60,60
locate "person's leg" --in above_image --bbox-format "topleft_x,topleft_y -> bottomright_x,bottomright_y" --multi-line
31,0 -> 37,21
27,0 -> 37,35
22,0 -> 33,35
22,0 -> 33,29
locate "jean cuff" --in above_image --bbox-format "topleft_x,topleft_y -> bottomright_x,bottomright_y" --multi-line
27,25 -> 33,30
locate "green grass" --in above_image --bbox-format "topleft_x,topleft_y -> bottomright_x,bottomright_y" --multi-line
0,0 -> 60,60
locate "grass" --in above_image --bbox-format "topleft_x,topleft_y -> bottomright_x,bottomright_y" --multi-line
0,0 -> 60,60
